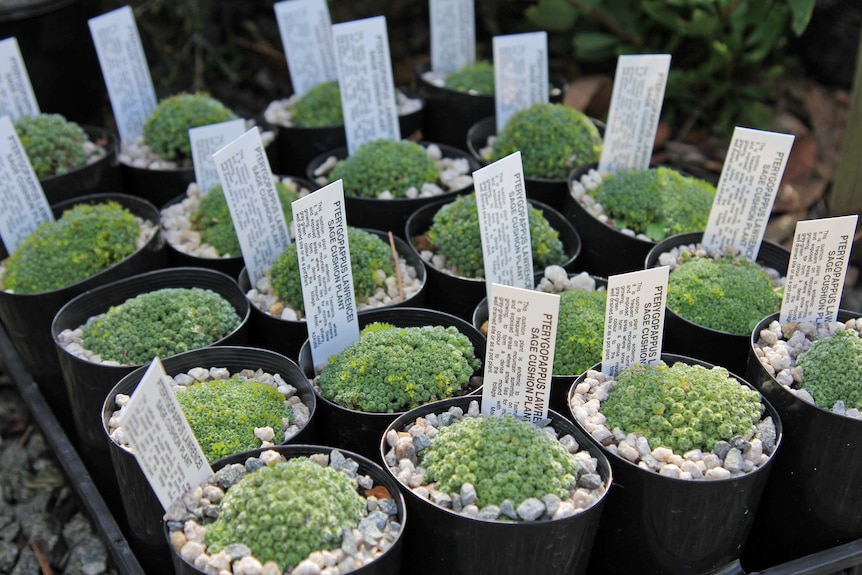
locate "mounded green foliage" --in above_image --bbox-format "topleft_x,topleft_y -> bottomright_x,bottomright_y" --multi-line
291,80 -> 344,127
421,414 -> 582,508
667,254 -> 782,334
426,193 -> 566,278
490,102 -> 602,180
602,362 -> 763,453
80,287 -> 241,365
270,227 -> 395,314
591,167 -> 716,241
206,457 -> 366,569
328,139 -> 440,198
797,329 -> 862,410
444,61 -> 495,94
14,113 -> 87,179
175,376 -> 289,461
317,322 -> 481,412
2,202 -> 139,294
143,92 -> 236,161
554,289 -> 607,375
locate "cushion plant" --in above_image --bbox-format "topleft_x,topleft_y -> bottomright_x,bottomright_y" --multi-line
328,139 -> 441,199
289,80 -> 344,127
14,113 -> 88,179
143,92 -> 236,162
443,61 -> 495,95
796,328 -> 862,411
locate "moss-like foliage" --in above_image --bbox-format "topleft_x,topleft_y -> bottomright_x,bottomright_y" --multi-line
143,92 -> 236,161
80,287 -> 241,365
426,193 -> 566,278
797,329 -> 862,410
206,457 -> 366,569
554,289 -> 607,375
317,322 -> 481,412
667,254 -> 782,334
2,202 -> 139,294
602,362 -> 763,453
175,376 -> 289,461
15,114 -> 87,179
421,414 -> 582,508
291,80 -> 344,127
490,102 -> 602,180
270,227 -> 395,314
591,167 -> 716,241
444,61 -> 495,94
328,139 -> 440,199
192,182 -> 300,256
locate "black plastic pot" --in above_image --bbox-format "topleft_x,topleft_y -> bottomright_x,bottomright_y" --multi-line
39,126 -> 122,204
239,229 -> 428,362
569,353 -> 782,575
298,307 -> 486,463
741,310 -> 862,571
645,231 -> 791,377
405,197 -> 581,321
167,444 -> 406,575
101,346 -> 317,575
0,193 -> 165,426
305,141 -> 478,239
381,395 -> 612,574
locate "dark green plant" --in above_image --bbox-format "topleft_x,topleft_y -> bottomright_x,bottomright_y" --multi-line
143,92 -> 236,161
421,414 -> 582,508
192,182 -> 300,256
175,376 -> 289,461
489,102 -> 602,180
666,253 -> 782,334
590,167 -> 715,241
316,322 -> 481,413
328,139 -> 440,198
2,202 -> 140,294
602,361 -> 763,453
270,227 -> 395,315
554,289 -> 607,375
14,114 -> 88,179
206,457 -> 366,569
797,329 -> 862,411
444,61 -> 495,94
80,287 -> 241,365
291,80 -> 344,127
426,193 -> 566,278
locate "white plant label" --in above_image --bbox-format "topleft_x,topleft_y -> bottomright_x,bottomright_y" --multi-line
481,283 -> 559,422
474,151 -> 534,296
493,31 -> 548,132
189,119 -> 246,193
332,16 -> 400,153
118,358 -> 213,512
89,6 -> 158,143
780,215 -> 858,324
602,266 -> 669,377
429,0 -> 475,74
0,115 -> 52,254
0,38 -> 40,119
212,127 -> 291,286
274,0 -> 337,97
598,54 -> 671,173
702,127 -> 795,261
292,180 -> 360,367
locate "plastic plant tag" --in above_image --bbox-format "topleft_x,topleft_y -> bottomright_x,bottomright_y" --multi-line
780,214 -> 858,324
332,16 -> 400,153
291,179 -> 360,367
474,151 -> 534,296
493,31 -> 548,132
88,6 -> 157,143
598,54 -> 671,173
602,266 -> 669,377
118,357 -> 213,512
702,127 -> 795,261
274,0 -> 337,97
429,0 -> 475,74
212,127 -> 291,286
0,37 -> 40,119
189,119 -> 245,194
481,283 -> 559,422
0,115 -> 52,254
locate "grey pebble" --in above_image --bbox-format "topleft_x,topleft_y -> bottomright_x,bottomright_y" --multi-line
460,483 -> 477,507
330,450 -> 359,477
516,498 -> 545,521
478,505 -> 500,520
378,498 -> 398,515
713,441 -> 732,460
578,473 -> 603,490
724,448 -> 744,473
430,491 -> 452,508
439,412 -> 453,426
500,500 -> 517,520
358,516 -> 383,541
756,417 -> 777,453
541,494 -> 561,517
245,457 -> 265,473
64,534 -> 108,575
0,540 -> 18,573
451,493 -> 463,512
213,464 -> 247,489
729,436 -> 751,452
412,433 -> 432,452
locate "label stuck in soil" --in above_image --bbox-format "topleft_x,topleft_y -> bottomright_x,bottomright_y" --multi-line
274,0 -> 337,97
493,31 -> 548,131
429,0 -> 475,74
189,119 -> 245,194
0,37 -> 40,119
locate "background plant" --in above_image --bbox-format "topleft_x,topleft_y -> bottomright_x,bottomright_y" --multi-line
444,60 -> 496,94
290,80 -> 345,127
554,289 -> 606,375
329,139 -> 441,199
796,329 -> 862,410
143,92 -> 236,160
14,114 -> 88,179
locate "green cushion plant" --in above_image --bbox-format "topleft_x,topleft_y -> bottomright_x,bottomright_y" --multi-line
443,61 -> 495,95
143,92 -> 236,161
290,80 -> 344,127
328,139 -> 441,199
554,288 -> 607,375
797,329 -> 862,411
14,113 -> 88,179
